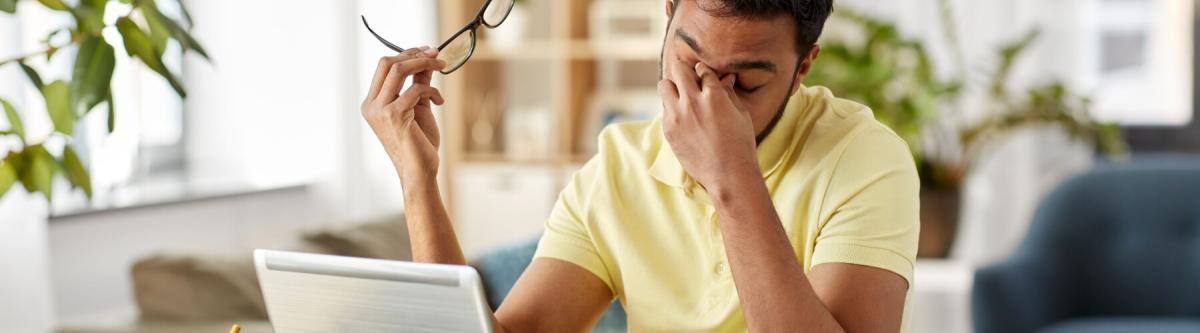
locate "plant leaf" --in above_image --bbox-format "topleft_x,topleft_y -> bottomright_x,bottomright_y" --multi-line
0,155 -> 16,199
37,0 -> 69,11
141,2 -> 170,52
60,145 -> 91,198
106,91 -> 115,133
175,0 -> 194,28
151,8 -> 209,60
43,80 -> 73,135
116,16 -> 188,97
0,0 -> 15,13
19,62 -> 45,90
70,0 -> 107,35
20,145 -> 56,202
1,98 -> 23,142
70,36 -> 116,117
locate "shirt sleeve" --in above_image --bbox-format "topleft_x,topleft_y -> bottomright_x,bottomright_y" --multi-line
533,141 -> 615,293
811,125 -> 921,285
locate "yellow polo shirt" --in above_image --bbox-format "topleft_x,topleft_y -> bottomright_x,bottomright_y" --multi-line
534,85 -> 920,332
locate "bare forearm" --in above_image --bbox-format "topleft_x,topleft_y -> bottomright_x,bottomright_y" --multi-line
399,171 -> 466,265
709,173 -> 845,333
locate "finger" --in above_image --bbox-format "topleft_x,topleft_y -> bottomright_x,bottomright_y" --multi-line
667,58 -> 700,96
379,56 -> 447,103
368,48 -> 426,100
413,91 -> 441,143
657,79 -> 680,102
413,48 -> 440,87
695,62 -> 722,91
657,79 -> 680,123
720,74 -> 736,90
391,84 -> 444,110
715,75 -> 734,100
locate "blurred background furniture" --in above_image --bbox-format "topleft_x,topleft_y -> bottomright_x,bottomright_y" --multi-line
437,0 -> 664,256
54,214 -> 411,333
973,161 -> 1200,333
54,220 -> 630,333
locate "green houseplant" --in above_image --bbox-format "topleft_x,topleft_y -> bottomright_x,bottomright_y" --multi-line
0,0 -> 207,202
808,4 -> 1127,257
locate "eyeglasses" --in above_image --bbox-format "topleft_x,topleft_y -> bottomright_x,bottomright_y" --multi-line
361,0 -> 514,75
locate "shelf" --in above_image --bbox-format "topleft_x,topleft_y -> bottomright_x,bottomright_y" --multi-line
469,40 -> 661,61
470,40 -> 561,60
461,152 -> 560,166
440,0 -> 664,221
565,40 -> 660,60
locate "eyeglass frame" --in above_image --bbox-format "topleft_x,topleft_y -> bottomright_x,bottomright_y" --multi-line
361,0 -> 514,75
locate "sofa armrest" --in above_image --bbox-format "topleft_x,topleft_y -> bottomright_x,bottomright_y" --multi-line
972,258 -> 1071,333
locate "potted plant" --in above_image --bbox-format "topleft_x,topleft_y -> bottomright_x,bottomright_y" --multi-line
808,6 -> 1126,258
1,0 -> 207,201
0,0 -> 206,329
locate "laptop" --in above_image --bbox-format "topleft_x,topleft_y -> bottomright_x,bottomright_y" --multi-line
254,249 -> 494,333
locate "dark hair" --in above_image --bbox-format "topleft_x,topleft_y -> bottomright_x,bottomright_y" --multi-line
672,0 -> 834,54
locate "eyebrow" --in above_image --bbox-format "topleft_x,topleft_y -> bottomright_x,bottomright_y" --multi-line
674,28 -> 778,73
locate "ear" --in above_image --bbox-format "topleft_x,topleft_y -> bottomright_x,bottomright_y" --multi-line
792,44 -> 821,93
665,0 -> 675,18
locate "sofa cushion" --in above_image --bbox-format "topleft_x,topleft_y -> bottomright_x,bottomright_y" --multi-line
1040,318 -> 1200,333
130,255 -> 266,321
131,215 -> 410,321
300,216 -> 411,261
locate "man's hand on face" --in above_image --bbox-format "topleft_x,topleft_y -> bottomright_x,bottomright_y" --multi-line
361,47 -> 447,181
658,59 -> 761,194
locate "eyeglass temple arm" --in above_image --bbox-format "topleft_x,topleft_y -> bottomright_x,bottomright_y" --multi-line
360,15 -> 406,53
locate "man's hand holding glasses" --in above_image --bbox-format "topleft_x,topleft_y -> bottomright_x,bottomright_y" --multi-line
359,0 -> 514,181
361,47 -> 446,181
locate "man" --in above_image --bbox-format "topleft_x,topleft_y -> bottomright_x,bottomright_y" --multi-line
359,0 -> 919,332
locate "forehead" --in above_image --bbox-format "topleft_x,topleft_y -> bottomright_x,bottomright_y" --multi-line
671,0 -> 797,59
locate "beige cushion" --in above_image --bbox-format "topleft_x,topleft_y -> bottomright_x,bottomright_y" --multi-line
130,215 -> 410,322
131,255 -> 266,321
300,216 -> 412,261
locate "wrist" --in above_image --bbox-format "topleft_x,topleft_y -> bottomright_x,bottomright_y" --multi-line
399,168 -> 438,192
707,168 -> 766,206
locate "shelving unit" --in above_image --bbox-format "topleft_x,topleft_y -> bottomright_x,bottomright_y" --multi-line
436,0 -> 665,255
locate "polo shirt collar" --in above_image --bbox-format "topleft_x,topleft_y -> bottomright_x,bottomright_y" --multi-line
649,87 -> 811,189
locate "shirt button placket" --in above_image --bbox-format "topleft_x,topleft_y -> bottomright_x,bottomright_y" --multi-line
708,210 -> 729,280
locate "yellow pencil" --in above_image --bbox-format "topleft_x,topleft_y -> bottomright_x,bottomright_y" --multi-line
229,324 -> 241,333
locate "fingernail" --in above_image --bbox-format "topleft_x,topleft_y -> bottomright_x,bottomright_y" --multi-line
423,48 -> 437,56
419,45 -> 431,50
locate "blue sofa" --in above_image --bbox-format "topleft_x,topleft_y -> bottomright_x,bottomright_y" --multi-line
972,162 -> 1200,333
473,238 -> 627,332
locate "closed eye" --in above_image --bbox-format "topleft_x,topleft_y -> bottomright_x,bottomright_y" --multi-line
737,84 -> 763,94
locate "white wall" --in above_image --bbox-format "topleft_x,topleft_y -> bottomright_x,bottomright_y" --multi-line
181,0 -> 439,223
0,4 -> 57,332
0,192 -> 55,333
183,0 -> 358,220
